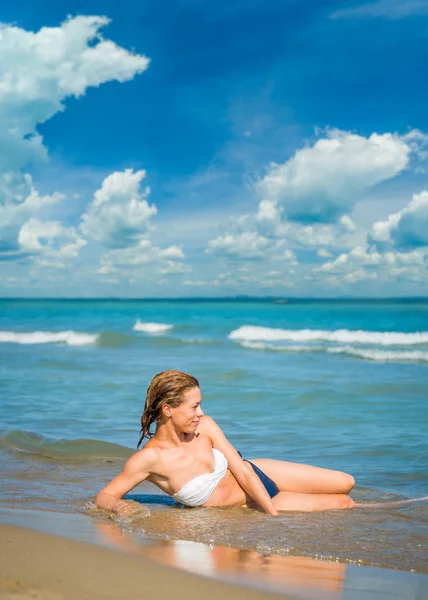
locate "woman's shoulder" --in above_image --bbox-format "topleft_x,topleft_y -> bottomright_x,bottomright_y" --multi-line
197,414 -> 215,430
128,443 -> 159,468
197,415 -> 222,438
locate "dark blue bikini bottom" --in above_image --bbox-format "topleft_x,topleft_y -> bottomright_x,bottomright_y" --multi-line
238,451 -> 280,498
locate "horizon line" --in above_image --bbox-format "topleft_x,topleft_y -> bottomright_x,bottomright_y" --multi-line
1,296 -> 427,301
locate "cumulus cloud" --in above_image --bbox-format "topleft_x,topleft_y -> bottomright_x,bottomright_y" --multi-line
314,244 -> 427,286
0,15 -> 149,166
206,128 -> 420,275
255,128 -> 425,225
370,191 -> 428,249
0,16 -> 149,261
339,215 -> 356,232
205,231 -> 271,260
80,169 -> 157,248
317,248 -> 333,258
78,168 -> 191,279
97,239 -> 188,277
292,223 -> 337,247
283,249 -> 298,265
0,174 -> 64,253
18,217 -> 86,267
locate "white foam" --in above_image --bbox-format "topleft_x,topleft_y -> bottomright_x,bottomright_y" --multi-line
229,325 -> 428,346
0,330 -> 98,346
239,341 -> 428,363
240,341 -> 316,353
132,320 -> 174,334
329,346 -> 428,363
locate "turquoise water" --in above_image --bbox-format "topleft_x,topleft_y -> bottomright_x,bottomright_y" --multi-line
1,298 -> 427,573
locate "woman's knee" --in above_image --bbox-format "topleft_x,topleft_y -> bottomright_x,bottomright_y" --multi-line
343,473 -> 355,493
337,472 -> 355,494
337,495 -> 355,509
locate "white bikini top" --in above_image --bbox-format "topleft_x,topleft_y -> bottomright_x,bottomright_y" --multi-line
172,448 -> 228,507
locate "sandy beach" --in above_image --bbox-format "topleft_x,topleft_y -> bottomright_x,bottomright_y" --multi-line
0,524 -> 286,600
1,510 -> 427,600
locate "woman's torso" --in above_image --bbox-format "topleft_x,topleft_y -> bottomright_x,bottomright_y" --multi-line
141,431 -> 246,507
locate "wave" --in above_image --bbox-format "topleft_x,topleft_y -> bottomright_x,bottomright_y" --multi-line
0,330 -> 98,346
330,346 -> 428,363
132,320 -> 174,334
229,326 -> 428,346
0,430 -> 133,463
240,341 -> 428,363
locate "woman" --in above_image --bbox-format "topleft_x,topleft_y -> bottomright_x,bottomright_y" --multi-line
95,370 -> 356,517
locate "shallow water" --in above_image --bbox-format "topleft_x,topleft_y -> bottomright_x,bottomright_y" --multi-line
1,298 -> 427,574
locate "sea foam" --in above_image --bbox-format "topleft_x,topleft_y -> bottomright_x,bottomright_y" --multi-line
240,341 -> 428,363
229,325 -> 428,346
132,320 -> 174,334
0,330 -> 98,346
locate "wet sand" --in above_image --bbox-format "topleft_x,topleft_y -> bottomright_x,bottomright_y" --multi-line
1,508 -> 427,600
0,524 -> 286,600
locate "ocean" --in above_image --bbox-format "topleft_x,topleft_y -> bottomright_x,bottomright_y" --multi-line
1,298 -> 427,582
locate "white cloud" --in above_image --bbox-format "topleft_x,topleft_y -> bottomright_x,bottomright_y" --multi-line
0,173 -> 63,252
182,280 -> 208,287
339,215 -> 356,232
0,16 -> 150,260
0,16 -> 149,171
97,238 -> 187,277
317,248 -> 333,258
283,249 -> 298,265
79,168 -> 191,279
255,128 -> 425,225
343,269 -> 378,284
206,231 -> 271,259
314,244 -> 427,286
331,0 -> 428,20
18,217 -> 86,266
159,261 -> 191,275
370,191 -> 428,249
256,199 -> 280,222
292,223 -> 337,247
80,169 -> 157,248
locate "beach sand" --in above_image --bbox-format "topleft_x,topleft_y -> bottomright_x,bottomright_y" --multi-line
0,524 -> 287,600
1,508 -> 428,600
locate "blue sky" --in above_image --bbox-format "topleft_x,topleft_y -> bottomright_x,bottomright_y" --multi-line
1,0 -> 428,297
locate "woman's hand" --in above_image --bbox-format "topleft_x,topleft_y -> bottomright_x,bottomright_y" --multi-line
96,493 -> 149,518
95,447 -> 157,515
116,499 -> 149,518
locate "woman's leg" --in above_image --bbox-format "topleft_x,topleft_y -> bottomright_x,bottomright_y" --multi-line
250,458 -> 355,495
272,491 -> 355,512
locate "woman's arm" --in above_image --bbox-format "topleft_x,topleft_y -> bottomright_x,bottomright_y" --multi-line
95,447 -> 157,516
201,416 -> 279,516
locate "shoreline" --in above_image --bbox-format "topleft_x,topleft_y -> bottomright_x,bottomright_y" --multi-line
1,508 -> 427,600
0,523 -> 285,600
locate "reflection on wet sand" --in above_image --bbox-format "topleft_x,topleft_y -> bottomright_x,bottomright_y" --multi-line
95,520 -> 346,598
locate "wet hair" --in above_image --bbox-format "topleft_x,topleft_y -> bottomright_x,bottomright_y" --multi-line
137,369 -> 200,448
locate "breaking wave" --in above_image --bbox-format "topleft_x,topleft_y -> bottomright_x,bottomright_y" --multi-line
0,330 -> 98,346
229,326 -> 428,346
240,341 -> 428,363
132,321 -> 174,334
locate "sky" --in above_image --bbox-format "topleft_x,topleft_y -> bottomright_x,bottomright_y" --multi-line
1,0 -> 428,298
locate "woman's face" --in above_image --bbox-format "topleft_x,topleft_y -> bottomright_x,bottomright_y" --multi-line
170,387 -> 204,432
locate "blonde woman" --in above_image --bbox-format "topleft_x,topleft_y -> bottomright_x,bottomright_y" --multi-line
96,370 -> 355,516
